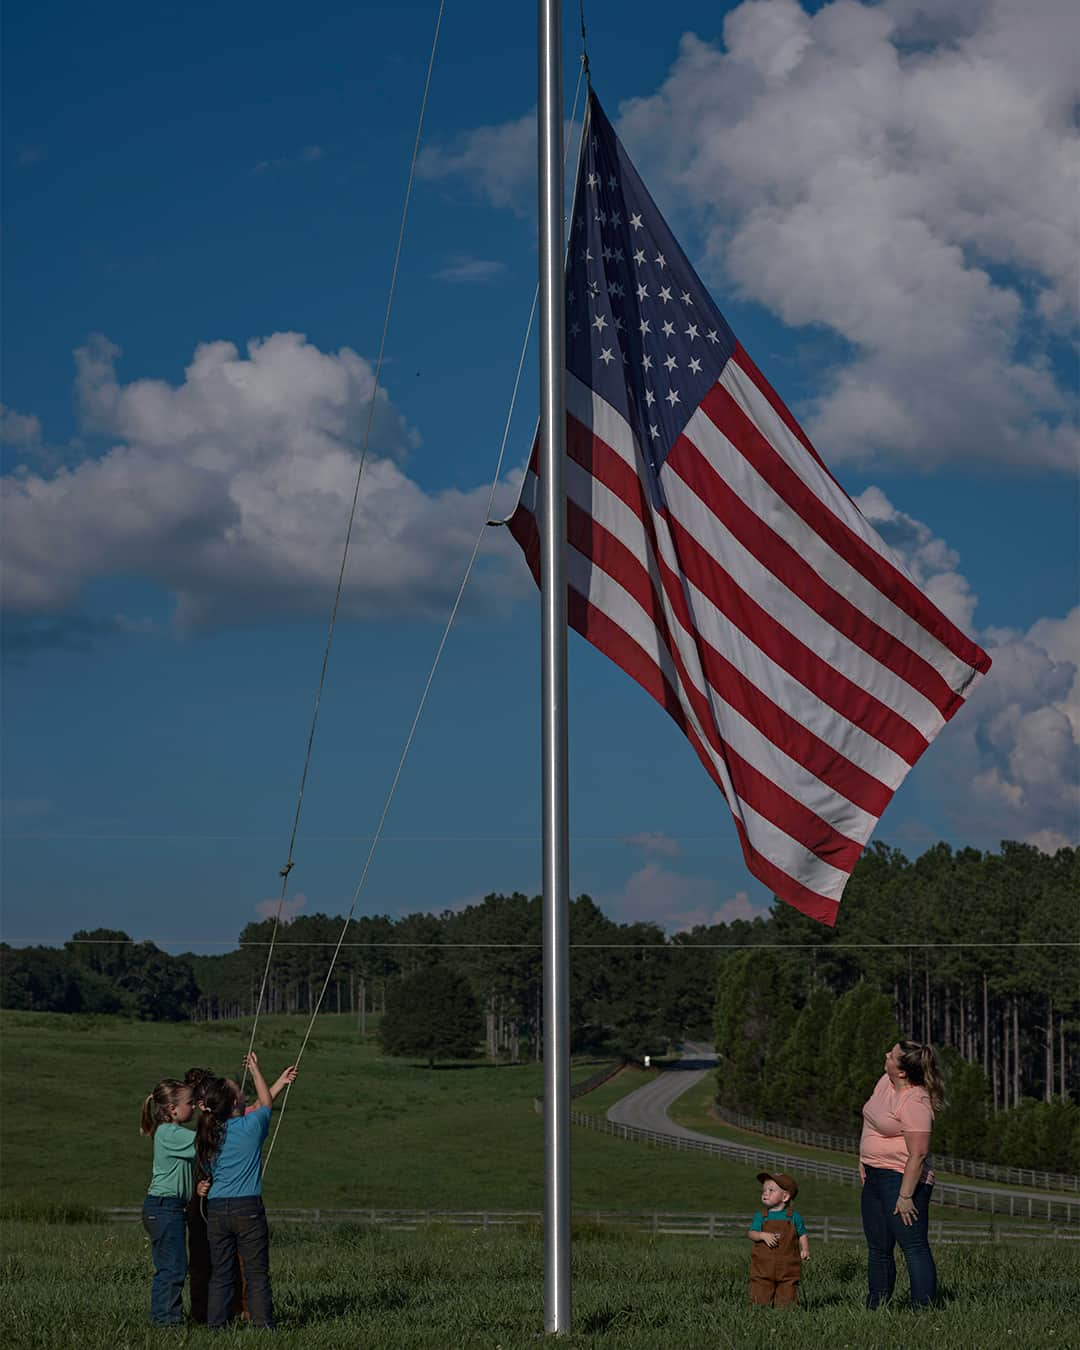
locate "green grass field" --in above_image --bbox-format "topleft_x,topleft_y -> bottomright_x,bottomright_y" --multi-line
2,1219 -> 1077,1348
3,1012 -> 1077,1347
0,1011 -> 868,1216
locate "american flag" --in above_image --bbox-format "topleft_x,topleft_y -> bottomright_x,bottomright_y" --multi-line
509,91 -> 991,926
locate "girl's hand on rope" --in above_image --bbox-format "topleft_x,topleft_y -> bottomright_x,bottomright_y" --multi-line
269,1066 -> 299,1100
243,1051 -> 260,1072
196,1179 -> 211,1198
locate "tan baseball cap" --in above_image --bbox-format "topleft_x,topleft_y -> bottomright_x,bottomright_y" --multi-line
756,1170 -> 798,1201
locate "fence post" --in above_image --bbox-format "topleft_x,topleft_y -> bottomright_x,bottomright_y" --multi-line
823,1214 -> 830,1243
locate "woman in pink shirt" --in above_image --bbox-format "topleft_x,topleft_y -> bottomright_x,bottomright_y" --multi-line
859,1040 -> 944,1309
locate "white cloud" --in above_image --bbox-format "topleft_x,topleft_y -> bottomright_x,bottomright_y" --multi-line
418,113 -> 583,217
252,145 -> 326,174
617,0 -> 1079,471
599,861 -> 770,931
0,405 -> 42,447
433,1 -> 1077,472
433,256 -> 507,284
624,831 -> 682,858
1,332 -> 525,629
255,892 -> 307,924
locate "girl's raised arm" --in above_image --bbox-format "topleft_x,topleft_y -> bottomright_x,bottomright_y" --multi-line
243,1052 -> 273,1110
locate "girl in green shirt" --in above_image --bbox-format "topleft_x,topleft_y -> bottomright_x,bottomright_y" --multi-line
140,1079 -> 196,1325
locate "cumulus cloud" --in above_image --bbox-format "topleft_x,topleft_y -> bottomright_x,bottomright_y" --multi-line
429,1 -> 1078,472
254,892 -> 307,924
418,113 -> 583,217
0,405 -> 42,447
619,0 -> 1079,471
624,831 -> 682,858
252,145 -> 326,174
1,332 -> 524,630
864,482 -> 1078,848
599,860 -> 770,930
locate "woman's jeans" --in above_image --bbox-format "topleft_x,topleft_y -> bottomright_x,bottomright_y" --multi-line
206,1196 -> 274,1329
861,1165 -> 937,1308
141,1195 -> 188,1325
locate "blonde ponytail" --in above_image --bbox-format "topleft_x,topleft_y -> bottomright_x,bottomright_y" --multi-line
898,1039 -> 944,1110
140,1078 -> 188,1137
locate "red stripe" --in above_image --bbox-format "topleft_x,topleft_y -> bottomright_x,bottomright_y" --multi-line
572,427 -> 894,816
570,588 -> 844,926
729,345 -> 991,679
679,398 -> 962,718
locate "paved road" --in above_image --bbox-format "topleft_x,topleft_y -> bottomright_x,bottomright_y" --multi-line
606,1041 -> 720,1141
605,1044 -> 1079,1218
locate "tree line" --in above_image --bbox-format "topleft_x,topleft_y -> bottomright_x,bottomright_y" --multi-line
3,839 -> 1076,1103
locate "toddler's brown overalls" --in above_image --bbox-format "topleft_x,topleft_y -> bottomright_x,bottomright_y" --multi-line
750,1206 -> 802,1307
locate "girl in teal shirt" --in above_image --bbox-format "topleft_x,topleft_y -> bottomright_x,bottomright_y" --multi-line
140,1078 -> 196,1325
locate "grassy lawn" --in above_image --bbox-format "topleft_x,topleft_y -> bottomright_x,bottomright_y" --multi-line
2,1219 -> 1077,1348
0,1012 -> 858,1217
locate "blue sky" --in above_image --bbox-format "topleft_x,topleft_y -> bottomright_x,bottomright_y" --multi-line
3,0 -> 1077,950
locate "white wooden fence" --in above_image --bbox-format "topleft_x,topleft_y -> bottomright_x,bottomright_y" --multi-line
99,1206 -> 1078,1242
710,1104 -> 1080,1194
570,1108 -> 1080,1225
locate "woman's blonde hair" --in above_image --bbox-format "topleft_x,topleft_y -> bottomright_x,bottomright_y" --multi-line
897,1040 -> 945,1110
140,1079 -> 190,1136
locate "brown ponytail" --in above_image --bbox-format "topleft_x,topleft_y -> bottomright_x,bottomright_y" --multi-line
195,1077 -> 235,1182
898,1039 -> 945,1110
140,1079 -> 189,1137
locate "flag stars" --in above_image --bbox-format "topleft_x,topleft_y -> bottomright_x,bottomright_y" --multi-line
637,283 -> 649,302
689,356 -> 702,374
642,353 -> 653,371
649,424 -> 660,439
613,316 -> 625,332
665,388 -> 681,407
684,323 -> 699,341
592,314 -> 608,333
654,252 -> 667,269
639,318 -> 652,336
633,249 -> 646,265
645,389 -> 656,406
610,281 -> 625,298
707,329 -> 720,344
607,173 -> 618,190
595,209 -> 607,226
599,347 -> 615,365
630,213 -> 643,230
663,354 -> 678,372
681,291 -> 693,306
581,248 -> 593,263
613,247 -> 624,262
569,321 -> 581,337
661,320 -> 675,337
611,212 -> 623,229
602,244 -> 613,261
587,172 -> 599,189
659,286 -> 672,304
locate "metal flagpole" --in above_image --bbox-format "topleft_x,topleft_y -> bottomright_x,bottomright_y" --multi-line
537,0 -> 570,1334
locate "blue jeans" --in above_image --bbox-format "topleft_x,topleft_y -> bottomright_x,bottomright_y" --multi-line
206,1196 -> 274,1329
141,1195 -> 188,1325
861,1166 -> 937,1308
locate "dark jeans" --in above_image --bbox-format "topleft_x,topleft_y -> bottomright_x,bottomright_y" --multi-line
141,1195 -> 187,1325
861,1165 -> 937,1308
206,1196 -> 273,1329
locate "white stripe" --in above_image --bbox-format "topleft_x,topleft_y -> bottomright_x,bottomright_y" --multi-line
662,451 -> 946,744
561,381 -> 915,785
721,358 -> 980,695
566,454 -> 886,842
566,540 -> 851,901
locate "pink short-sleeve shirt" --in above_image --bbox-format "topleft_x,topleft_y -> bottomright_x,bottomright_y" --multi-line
859,1073 -> 935,1181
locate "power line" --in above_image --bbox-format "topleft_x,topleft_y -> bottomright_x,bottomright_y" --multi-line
6,937 -> 1077,950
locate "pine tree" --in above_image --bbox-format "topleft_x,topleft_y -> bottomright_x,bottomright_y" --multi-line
379,965 -> 480,1067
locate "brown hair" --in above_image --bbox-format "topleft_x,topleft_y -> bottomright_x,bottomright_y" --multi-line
195,1076 -> 237,1182
139,1079 -> 191,1136
184,1066 -> 216,1103
897,1039 -> 945,1110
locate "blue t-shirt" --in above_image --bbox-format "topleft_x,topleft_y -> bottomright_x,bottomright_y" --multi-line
750,1207 -> 806,1237
208,1106 -> 271,1198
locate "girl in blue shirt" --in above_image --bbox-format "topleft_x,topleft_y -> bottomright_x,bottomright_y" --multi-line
140,1078 -> 196,1326
194,1051 -> 295,1331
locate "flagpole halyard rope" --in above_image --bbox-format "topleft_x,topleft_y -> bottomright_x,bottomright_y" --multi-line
240,0 -> 447,1095
260,57 -> 591,1169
